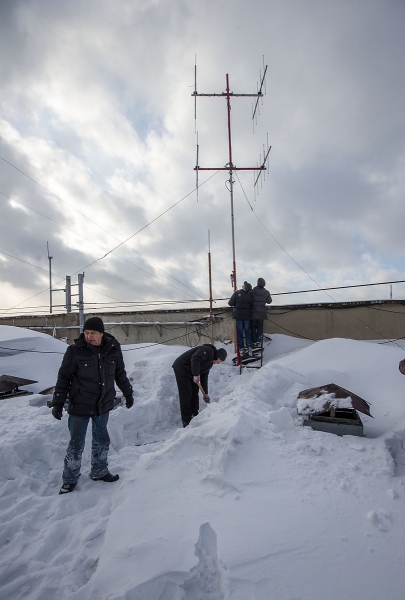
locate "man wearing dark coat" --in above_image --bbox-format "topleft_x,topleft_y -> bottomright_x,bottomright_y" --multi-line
250,277 -> 272,347
228,281 -> 253,356
51,316 -> 134,495
172,344 -> 227,427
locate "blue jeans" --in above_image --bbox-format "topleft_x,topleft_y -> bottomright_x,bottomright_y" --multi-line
236,320 -> 252,350
251,319 -> 264,345
62,413 -> 110,484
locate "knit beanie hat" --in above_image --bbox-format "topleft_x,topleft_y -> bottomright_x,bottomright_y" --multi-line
83,316 -> 105,333
244,281 -> 252,293
216,348 -> 227,361
257,277 -> 266,287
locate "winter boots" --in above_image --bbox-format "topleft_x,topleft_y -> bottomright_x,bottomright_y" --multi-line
241,347 -> 253,357
59,482 -> 77,494
90,472 -> 119,482
59,473 -> 119,494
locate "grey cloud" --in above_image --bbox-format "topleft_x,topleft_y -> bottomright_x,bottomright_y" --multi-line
1,0 -> 405,314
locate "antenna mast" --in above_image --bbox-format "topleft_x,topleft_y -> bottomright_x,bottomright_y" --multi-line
192,62 -> 270,293
47,241 -> 53,314
192,60 -> 271,365
208,230 -> 214,343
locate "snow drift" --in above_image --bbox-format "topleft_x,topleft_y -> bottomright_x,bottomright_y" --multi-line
1,327 -> 405,599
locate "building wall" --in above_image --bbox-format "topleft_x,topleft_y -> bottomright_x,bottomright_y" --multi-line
1,300 -> 404,347
266,301 -> 405,341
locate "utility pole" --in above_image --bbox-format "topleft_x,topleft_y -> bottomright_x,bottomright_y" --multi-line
52,273 -> 83,332
208,231 -> 213,343
78,273 -> 85,332
193,62 -> 271,364
47,242 -> 53,313
65,276 -> 72,313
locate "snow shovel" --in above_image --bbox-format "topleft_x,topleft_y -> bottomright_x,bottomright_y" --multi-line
197,382 -> 210,403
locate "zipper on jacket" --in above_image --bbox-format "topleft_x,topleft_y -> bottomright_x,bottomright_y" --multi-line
98,351 -> 103,416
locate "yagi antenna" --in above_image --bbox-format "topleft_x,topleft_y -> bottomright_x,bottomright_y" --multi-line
254,136 -> 271,188
252,58 -> 268,130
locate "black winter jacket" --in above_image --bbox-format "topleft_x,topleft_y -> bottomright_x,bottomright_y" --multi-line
228,289 -> 253,320
52,332 -> 133,417
172,344 -> 219,393
250,286 -> 272,320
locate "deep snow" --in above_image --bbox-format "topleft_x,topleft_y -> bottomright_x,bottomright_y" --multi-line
1,325 -> 405,599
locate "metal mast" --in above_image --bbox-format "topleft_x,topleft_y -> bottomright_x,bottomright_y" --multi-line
47,241 -> 53,314
192,65 -> 270,293
208,230 -> 214,343
193,63 -> 271,364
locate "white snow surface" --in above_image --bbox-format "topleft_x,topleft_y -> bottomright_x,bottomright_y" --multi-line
297,392 -> 355,415
1,327 -> 405,599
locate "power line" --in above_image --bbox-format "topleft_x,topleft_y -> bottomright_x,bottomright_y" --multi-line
0,298 -> 213,311
0,155 -> 132,244
235,173 -> 405,349
0,344 -> 65,355
0,155 -> 209,298
2,278 -> 405,315
235,171 -> 338,303
0,190 -> 202,301
272,280 -> 405,296
266,318 -> 316,341
0,320 -> 212,354
0,248 -> 125,307
69,181 -> 212,273
0,169 -> 220,314
0,249 -> 61,276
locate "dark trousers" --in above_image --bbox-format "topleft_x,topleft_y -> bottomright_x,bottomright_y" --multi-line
251,319 -> 264,345
62,413 -> 110,484
173,369 -> 199,426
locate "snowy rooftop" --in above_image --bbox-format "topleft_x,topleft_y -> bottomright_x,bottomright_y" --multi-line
1,325 -> 405,599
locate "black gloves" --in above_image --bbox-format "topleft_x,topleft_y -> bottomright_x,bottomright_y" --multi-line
52,405 -> 63,420
125,396 -> 134,409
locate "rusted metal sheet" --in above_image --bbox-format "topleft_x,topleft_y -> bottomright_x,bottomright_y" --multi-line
0,374 -> 37,395
38,385 -> 55,395
297,383 -> 372,417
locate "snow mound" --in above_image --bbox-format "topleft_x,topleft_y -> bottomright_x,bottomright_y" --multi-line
1,328 -> 405,599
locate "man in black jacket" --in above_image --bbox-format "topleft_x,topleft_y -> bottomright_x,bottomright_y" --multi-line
172,344 -> 227,427
250,277 -> 272,347
51,316 -> 134,494
228,281 -> 253,356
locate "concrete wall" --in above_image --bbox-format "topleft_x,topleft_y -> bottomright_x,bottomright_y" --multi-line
0,309 -> 234,347
266,300 -> 405,341
1,300 -> 404,346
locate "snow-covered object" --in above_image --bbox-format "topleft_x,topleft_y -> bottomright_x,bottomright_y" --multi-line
297,382 -> 373,417
0,325 -> 67,393
297,390 -> 353,414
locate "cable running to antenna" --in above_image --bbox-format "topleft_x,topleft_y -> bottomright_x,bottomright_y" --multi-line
0,172 -> 221,315
0,156 -> 208,298
234,173 -> 405,349
0,190 -> 202,301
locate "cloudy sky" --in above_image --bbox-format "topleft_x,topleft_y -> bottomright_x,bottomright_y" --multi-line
1,0 -> 405,316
